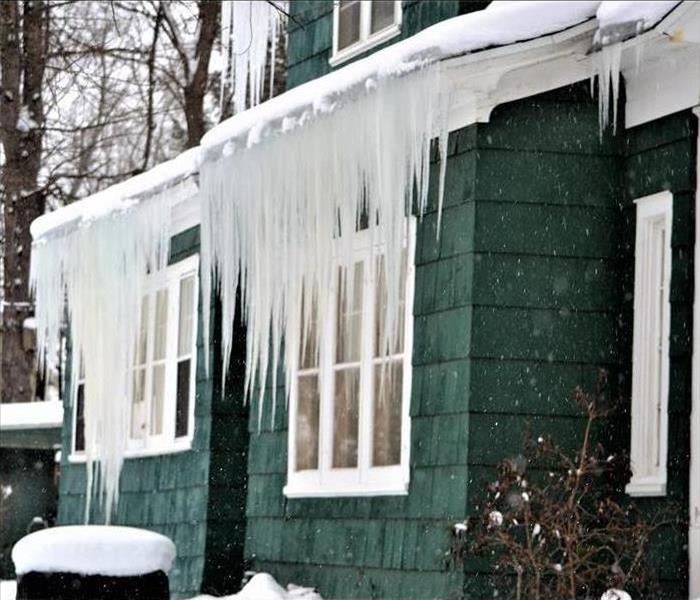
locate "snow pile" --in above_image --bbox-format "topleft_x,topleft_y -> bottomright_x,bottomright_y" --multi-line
12,526 -> 176,577
601,590 -> 632,600
220,1 -> 284,114
30,149 -> 199,521
189,573 -> 322,600
201,65 -> 446,422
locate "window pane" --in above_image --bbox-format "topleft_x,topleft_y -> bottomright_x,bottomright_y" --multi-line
372,360 -> 402,466
178,275 -> 195,357
136,296 -> 149,365
153,289 -> 168,361
75,383 -> 85,452
150,364 -> 165,436
175,359 -> 191,438
299,292 -> 319,369
333,367 -> 359,468
131,368 -> 146,439
374,251 -> 407,357
336,262 -> 363,363
370,0 -> 395,34
338,0 -> 361,50
296,375 -> 320,471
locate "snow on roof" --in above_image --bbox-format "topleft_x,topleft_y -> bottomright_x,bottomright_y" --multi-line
597,1 -> 680,31
30,146 -> 200,241
201,1 -> 681,160
12,526 -> 176,577
0,400 -> 63,431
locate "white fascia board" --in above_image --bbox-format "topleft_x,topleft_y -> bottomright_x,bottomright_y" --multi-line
0,401 -> 64,431
622,1 -> 700,128
440,20 -> 597,133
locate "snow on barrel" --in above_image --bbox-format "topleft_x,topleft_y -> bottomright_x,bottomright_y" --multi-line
12,526 -> 175,600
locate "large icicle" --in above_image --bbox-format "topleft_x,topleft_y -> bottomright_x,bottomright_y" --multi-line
592,41 -> 623,136
221,0 -> 285,114
31,195 -> 171,522
200,65 -> 447,424
30,152 -> 198,521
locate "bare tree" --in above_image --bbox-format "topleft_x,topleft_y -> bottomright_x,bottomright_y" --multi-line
0,1 -> 284,402
1,0 -> 49,403
161,0 -> 218,148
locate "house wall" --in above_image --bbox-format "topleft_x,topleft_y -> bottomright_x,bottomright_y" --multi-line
57,226 -> 247,600
462,84 -> 626,595
619,110 -> 696,598
242,2 -> 643,597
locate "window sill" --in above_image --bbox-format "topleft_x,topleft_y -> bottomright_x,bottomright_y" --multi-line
626,478 -> 666,497
68,440 -> 193,464
329,24 -> 401,67
283,481 -> 408,499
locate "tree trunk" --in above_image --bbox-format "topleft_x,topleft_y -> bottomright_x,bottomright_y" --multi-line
0,0 -> 48,403
183,0 -> 218,149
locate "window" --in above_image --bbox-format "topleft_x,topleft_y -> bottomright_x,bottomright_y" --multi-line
627,191 -> 672,497
285,220 -> 415,497
72,255 -> 199,457
73,364 -> 86,454
331,1 -> 402,66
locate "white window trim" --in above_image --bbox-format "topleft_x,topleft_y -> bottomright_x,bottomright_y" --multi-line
69,254 -> 199,463
330,1 -> 402,67
284,219 -> 415,498
626,191 -> 672,497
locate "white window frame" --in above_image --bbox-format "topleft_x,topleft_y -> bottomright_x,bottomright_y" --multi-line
69,254 -> 199,461
627,191 -> 672,497
284,219 -> 415,498
330,0 -> 402,67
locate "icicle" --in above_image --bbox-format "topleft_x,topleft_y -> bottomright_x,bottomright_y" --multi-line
593,42 -> 623,137
30,190 -> 174,522
200,65 -> 448,424
220,1 -> 286,114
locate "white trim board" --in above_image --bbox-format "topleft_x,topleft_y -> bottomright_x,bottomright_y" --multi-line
626,191 -> 673,498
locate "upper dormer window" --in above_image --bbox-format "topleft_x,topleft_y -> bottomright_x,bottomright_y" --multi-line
331,1 -> 402,66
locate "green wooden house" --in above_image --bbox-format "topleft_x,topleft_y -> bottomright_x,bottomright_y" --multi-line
42,1 -> 700,599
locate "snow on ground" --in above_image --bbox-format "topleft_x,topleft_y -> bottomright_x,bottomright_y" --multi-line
11,526 -> 176,577
188,573 -> 322,600
0,580 -> 16,600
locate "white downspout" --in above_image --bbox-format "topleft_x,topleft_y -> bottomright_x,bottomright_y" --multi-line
690,107 -> 700,600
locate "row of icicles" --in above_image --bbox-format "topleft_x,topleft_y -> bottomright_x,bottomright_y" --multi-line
30,12 -> 627,521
